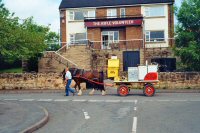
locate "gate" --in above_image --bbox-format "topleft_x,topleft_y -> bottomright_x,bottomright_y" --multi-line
123,51 -> 140,71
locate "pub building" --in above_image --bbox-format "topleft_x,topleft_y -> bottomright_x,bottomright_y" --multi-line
59,0 -> 175,71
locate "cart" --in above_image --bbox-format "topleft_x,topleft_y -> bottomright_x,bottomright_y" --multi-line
114,72 -> 159,97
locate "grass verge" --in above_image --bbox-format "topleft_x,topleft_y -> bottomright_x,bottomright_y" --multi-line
0,68 -> 22,73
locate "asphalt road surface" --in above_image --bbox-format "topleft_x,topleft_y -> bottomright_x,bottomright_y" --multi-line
1,90 -> 200,133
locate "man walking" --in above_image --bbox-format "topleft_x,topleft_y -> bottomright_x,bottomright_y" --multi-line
65,67 -> 75,96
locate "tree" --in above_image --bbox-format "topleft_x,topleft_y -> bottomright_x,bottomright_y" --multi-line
0,0 -> 60,64
45,31 -> 60,51
175,0 -> 200,71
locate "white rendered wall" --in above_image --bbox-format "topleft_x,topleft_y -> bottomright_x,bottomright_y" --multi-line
65,9 -> 96,42
66,10 -> 86,42
141,4 -> 169,48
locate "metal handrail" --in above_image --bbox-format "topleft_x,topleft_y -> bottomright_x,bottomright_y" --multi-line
43,51 -> 78,67
54,52 -> 78,66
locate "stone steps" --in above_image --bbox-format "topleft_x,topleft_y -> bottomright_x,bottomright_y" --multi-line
60,46 -> 91,70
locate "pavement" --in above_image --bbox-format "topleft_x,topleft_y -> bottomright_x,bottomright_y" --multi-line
0,101 -> 49,133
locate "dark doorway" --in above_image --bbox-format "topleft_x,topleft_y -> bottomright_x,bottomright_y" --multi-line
123,51 -> 140,71
151,58 -> 176,72
102,35 -> 109,49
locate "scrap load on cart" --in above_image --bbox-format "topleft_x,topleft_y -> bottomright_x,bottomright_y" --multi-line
107,57 -> 159,97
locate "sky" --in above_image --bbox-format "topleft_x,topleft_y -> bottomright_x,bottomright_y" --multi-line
2,0 -> 182,32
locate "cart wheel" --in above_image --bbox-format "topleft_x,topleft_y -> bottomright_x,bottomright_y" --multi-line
117,85 -> 129,96
143,84 -> 155,97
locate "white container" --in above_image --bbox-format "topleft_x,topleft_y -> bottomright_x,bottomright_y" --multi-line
128,67 -> 138,81
138,66 -> 147,80
111,56 -> 117,59
148,65 -> 158,72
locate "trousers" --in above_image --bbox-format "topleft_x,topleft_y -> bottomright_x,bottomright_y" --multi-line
65,79 -> 75,96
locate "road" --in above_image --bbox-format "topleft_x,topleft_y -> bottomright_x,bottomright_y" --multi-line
1,90 -> 200,133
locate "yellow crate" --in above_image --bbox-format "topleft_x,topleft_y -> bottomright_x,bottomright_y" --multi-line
108,59 -> 120,68
107,68 -> 119,78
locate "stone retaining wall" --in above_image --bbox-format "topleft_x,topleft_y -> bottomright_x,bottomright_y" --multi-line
0,73 -> 64,90
0,72 -> 200,90
158,72 -> 200,89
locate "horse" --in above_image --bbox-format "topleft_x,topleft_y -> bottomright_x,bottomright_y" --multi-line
62,68 -> 106,96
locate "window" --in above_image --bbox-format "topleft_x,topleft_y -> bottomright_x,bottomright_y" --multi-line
102,31 -> 119,43
120,8 -> 126,18
145,6 -> 164,17
87,10 -> 96,19
107,9 -> 117,18
70,33 -> 87,44
145,31 -> 165,42
69,11 -> 74,20
75,33 -> 87,44
70,34 -> 75,43
69,11 -> 86,21
74,11 -> 85,20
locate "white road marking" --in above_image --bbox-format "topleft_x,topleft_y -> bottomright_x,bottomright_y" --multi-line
132,117 -> 137,133
83,112 -> 90,120
134,100 -> 138,104
144,100 -> 154,102
105,100 -> 120,103
189,100 -> 200,102
156,100 -> 170,102
173,100 -> 188,102
54,99 -> 69,102
72,99 -> 86,102
19,99 -> 34,101
4,99 -> 18,101
134,107 -> 137,111
122,100 -> 135,103
88,100 -> 105,102
37,99 -> 52,102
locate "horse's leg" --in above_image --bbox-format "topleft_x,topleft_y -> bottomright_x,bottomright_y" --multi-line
77,82 -> 82,96
102,90 -> 106,96
101,86 -> 106,96
89,88 -> 95,95
74,83 -> 79,92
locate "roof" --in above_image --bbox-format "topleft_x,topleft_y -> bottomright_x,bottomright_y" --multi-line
59,0 -> 174,9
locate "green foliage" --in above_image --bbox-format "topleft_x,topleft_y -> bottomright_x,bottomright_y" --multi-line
0,0 -> 59,64
45,32 -> 60,51
175,0 -> 200,71
0,68 -> 22,73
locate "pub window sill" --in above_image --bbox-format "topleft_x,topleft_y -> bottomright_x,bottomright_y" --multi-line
144,16 -> 166,19
68,20 -> 84,22
145,41 -> 166,44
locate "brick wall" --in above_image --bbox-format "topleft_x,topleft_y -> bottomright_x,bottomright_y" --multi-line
125,26 -> 143,49
96,8 -> 107,18
168,4 -> 174,47
88,28 -> 101,49
60,10 -> 67,46
126,6 -> 141,16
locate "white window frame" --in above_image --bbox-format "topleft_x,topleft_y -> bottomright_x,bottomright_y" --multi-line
145,31 -> 165,42
102,31 -> 119,43
69,11 -> 74,20
70,34 -> 75,44
87,10 -> 96,19
145,6 -> 165,17
107,9 -> 117,18
120,8 -> 126,18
